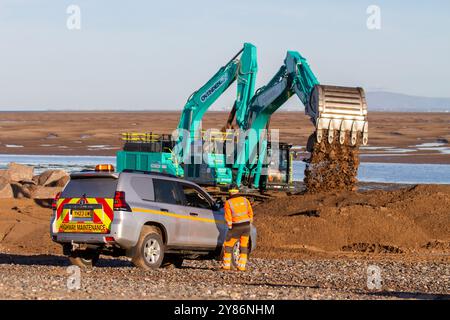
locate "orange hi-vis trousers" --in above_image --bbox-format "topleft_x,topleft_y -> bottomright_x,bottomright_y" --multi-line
222,222 -> 250,271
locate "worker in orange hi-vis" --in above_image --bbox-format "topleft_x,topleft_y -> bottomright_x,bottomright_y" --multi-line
222,184 -> 253,271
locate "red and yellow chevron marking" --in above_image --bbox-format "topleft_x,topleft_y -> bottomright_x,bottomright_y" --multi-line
55,197 -> 114,234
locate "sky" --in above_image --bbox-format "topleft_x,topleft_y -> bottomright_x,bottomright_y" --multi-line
0,0 -> 449,110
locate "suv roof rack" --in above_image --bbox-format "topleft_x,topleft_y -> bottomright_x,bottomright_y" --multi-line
121,169 -> 178,178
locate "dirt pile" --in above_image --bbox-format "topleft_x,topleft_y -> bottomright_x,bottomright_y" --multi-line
1,184 -> 449,262
304,131 -> 360,193
253,184 -> 450,259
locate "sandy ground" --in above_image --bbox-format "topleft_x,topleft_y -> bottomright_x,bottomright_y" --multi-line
0,184 -> 448,261
0,198 -> 60,255
0,184 -> 448,299
0,111 -> 449,299
0,111 -> 449,163
254,184 -> 450,261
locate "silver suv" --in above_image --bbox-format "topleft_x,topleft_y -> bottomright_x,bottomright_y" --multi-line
50,168 -> 257,269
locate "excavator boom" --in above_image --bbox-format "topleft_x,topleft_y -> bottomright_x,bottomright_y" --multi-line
117,43 -> 258,180
175,43 -> 257,162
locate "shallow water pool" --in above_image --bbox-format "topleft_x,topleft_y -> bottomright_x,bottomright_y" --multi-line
0,154 -> 449,185
293,161 -> 450,184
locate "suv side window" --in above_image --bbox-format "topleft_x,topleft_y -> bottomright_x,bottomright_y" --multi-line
153,179 -> 183,205
180,183 -> 212,209
130,176 -> 154,201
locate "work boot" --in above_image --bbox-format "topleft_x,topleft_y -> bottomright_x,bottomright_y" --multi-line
237,253 -> 247,271
221,252 -> 232,271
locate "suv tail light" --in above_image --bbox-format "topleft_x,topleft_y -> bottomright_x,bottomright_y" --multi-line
52,192 -> 61,210
113,191 -> 131,211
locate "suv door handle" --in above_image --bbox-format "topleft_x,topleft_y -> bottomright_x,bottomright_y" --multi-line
160,208 -> 169,212
190,212 -> 199,216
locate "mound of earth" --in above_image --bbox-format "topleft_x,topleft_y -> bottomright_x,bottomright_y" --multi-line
253,184 -> 450,259
0,185 -> 449,262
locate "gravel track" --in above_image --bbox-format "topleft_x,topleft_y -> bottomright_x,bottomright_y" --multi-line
0,255 -> 448,300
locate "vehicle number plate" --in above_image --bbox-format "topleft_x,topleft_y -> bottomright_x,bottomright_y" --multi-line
72,210 -> 93,218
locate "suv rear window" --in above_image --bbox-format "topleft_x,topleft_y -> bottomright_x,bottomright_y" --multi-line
62,178 -> 118,198
153,179 -> 183,205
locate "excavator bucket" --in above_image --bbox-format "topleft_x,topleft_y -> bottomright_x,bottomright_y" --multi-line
309,85 -> 368,146
304,84 -> 369,193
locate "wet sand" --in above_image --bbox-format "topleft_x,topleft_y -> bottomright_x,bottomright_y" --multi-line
0,111 -> 449,164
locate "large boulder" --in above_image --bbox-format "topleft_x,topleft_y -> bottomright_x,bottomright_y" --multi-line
7,163 -> 34,182
29,185 -> 62,199
50,175 -> 70,187
37,170 -> 68,186
10,182 -> 32,199
0,169 -> 11,181
0,177 -> 13,198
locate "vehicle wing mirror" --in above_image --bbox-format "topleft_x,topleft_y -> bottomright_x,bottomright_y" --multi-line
212,199 -> 224,210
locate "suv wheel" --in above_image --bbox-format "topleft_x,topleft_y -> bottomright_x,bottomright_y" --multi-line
231,239 -> 251,269
132,226 -> 165,270
68,249 -> 99,268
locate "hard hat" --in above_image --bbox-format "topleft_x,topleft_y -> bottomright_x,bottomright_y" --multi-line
228,183 -> 239,195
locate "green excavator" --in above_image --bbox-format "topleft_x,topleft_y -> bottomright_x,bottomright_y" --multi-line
117,42 -> 258,183
116,44 -> 368,191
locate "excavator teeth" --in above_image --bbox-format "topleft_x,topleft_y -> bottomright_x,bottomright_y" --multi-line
328,130 -> 334,144
351,130 -> 357,146
316,129 -> 323,143
362,122 -> 369,145
339,130 -> 346,144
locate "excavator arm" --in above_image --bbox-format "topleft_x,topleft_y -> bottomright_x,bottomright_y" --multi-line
234,64 -> 291,187
175,43 -> 257,162
234,51 -> 368,188
117,43 -> 257,178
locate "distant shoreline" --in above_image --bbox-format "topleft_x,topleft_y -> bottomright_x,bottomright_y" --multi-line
0,111 -> 448,164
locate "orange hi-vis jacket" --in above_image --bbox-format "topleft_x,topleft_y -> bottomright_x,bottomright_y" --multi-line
224,196 -> 253,228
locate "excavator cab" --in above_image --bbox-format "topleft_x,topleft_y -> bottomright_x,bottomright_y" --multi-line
261,142 -> 293,190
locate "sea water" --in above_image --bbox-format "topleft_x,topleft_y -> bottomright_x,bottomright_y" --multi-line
0,154 -> 449,184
